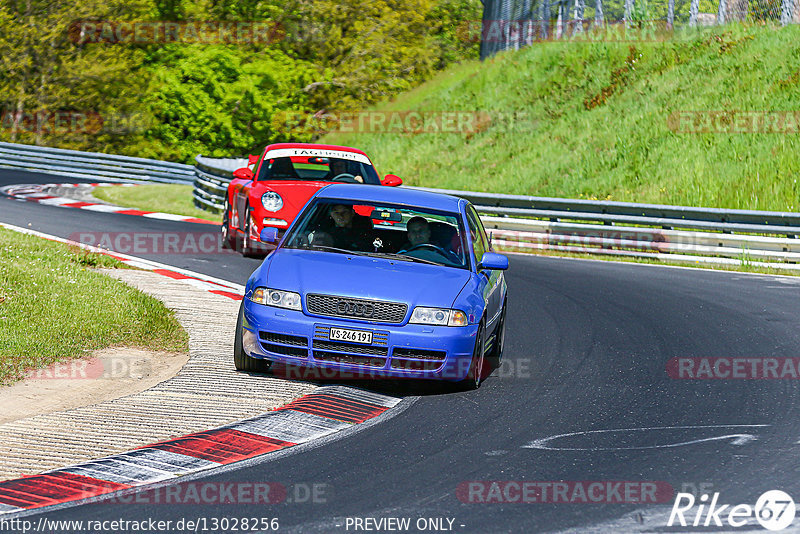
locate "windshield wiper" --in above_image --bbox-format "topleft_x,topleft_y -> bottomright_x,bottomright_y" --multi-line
394,253 -> 442,266
310,245 -> 370,256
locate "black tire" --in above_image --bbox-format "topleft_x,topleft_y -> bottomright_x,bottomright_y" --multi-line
459,321 -> 486,390
241,207 -> 261,258
487,299 -> 507,367
221,199 -> 235,250
234,301 -> 272,373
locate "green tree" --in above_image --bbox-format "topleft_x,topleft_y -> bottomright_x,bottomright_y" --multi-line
0,0 -> 149,147
143,46 -> 317,160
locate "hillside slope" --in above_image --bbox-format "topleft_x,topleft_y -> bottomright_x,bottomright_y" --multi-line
323,24 -> 800,211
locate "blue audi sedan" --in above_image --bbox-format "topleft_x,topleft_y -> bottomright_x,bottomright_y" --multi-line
234,184 -> 508,388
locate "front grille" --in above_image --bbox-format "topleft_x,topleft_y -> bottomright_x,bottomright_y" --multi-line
392,348 -> 447,361
260,342 -> 308,358
312,340 -> 388,356
306,294 -> 407,323
259,332 -> 308,346
390,359 -> 444,371
313,351 -> 387,367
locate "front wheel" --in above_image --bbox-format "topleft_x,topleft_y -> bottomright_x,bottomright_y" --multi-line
241,208 -> 261,258
221,199 -> 235,250
234,301 -> 272,373
459,322 -> 486,390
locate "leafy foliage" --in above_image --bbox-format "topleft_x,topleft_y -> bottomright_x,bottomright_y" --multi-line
0,0 -> 480,160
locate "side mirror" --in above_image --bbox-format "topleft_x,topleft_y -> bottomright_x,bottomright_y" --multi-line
259,227 -> 279,243
381,174 -> 402,187
233,167 -> 253,180
478,252 -> 508,271
248,154 -> 260,166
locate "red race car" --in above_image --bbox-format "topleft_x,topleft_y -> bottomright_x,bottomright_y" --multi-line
222,143 -> 402,257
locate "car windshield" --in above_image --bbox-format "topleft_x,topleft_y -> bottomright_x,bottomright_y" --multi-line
283,199 -> 468,269
256,155 -> 381,185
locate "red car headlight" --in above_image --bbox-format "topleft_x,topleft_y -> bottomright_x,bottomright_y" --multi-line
261,191 -> 283,212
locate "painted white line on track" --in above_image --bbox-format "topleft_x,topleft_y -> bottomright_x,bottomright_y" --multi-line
1,182 -> 218,225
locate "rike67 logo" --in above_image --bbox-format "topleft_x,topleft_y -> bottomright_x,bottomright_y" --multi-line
668,490 -> 796,531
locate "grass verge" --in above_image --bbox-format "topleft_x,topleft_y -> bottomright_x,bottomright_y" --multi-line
322,24 -> 800,212
0,227 -> 188,386
92,184 -> 221,223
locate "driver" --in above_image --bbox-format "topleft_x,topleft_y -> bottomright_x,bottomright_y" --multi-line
405,216 -> 432,248
327,159 -> 364,183
398,217 -> 461,264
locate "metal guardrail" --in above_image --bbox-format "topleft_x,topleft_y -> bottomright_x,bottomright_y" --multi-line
5,142 -> 794,269
193,155 -> 247,212
191,156 -> 800,269
0,142 -> 195,184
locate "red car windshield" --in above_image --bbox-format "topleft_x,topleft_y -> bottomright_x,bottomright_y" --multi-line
256,156 -> 381,185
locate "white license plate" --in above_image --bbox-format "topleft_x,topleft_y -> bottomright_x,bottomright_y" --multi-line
329,328 -> 373,344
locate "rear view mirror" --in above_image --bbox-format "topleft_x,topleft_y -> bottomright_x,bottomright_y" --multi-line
233,167 -> 253,180
259,227 -> 279,243
382,174 -> 402,187
478,252 -> 508,271
370,209 -> 402,222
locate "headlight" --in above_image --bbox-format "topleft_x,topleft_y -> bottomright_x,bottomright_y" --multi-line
409,307 -> 468,327
261,191 -> 283,212
250,287 -> 301,310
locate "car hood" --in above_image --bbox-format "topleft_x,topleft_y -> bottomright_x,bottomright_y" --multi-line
265,249 -> 471,309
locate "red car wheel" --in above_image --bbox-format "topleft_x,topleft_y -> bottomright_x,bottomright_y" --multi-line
221,199 -> 235,250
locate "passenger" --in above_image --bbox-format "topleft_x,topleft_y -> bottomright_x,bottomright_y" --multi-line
326,204 -> 373,250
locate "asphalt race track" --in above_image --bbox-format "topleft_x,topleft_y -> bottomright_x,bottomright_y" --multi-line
3,167 -> 800,533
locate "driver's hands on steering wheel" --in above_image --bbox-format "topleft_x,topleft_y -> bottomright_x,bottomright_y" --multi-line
331,173 -> 357,182
398,243 -> 460,263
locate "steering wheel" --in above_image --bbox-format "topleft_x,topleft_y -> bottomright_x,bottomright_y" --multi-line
400,243 -> 450,256
400,243 -> 463,265
331,173 -> 358,183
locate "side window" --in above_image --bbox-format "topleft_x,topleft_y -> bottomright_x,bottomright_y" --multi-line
466,206 -> 488,266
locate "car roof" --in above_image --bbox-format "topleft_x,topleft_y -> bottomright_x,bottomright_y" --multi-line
263,143 -> 370,159
316,184 -> 464,212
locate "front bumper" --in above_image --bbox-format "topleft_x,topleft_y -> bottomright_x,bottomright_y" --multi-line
242,299 -> 478,381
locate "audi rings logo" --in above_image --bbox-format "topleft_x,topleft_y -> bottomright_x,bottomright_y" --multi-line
337,300 -> 374,318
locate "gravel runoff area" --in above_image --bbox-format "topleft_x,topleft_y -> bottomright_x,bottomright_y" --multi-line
0,269 -> 318,481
